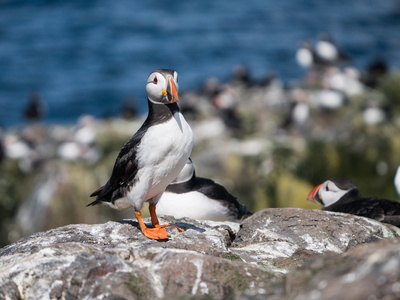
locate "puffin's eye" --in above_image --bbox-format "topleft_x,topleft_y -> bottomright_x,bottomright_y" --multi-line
153,76 -> 158,84
326,185 -> 330,191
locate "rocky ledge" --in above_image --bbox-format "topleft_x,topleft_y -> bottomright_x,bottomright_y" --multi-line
1,208 -> 400,300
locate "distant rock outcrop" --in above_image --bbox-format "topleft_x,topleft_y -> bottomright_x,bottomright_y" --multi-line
1,208 -> 400,299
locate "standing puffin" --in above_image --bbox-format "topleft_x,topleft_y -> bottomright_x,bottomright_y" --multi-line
307,178 -> 400,227
296,41 -> 330,69
88,69 -> 194,240
315,33 -> 351,64
156,158 -> 252,221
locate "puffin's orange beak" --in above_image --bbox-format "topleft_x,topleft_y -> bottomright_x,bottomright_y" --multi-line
307,183 -> 323,203
167,78 -> 179,103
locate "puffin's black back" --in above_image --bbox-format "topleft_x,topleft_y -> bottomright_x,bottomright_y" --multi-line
194,177 -> 252,219
330,177 -> 358,191
166,170 -> 252,220
323,188 -> 400,227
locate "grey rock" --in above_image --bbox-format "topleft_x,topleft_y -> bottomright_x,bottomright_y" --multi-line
283,237 -> 400,300
232,208 -> 400,273
1,209 -> 400,299
0,216 -> 278,300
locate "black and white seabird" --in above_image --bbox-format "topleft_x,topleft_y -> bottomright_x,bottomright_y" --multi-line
24,91 -> 46,122
88,69 -> 194,240
363,57 -> 388,88
394,166 -> 400,198
296,41 -> 330,69
315,33 -> 351,64
307,178 -> 400,227
157,158 -> 252,222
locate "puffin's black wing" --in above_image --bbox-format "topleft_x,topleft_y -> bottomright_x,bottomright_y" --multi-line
324,198 -> 384,219
324,197 -> 400,227
88,128 -> 146,206
375,198 -> 400,226
341,199 -> 385,220
194,177 -> 252,219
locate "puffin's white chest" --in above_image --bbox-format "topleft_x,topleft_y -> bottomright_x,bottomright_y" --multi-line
296,48 -> 312,68
157,191 -> 233,221
316,41 -> 337,61
134,112 -> 194,201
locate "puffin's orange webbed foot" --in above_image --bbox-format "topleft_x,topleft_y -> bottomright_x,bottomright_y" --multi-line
142,227 -> 170,240
135,210 -> 170,240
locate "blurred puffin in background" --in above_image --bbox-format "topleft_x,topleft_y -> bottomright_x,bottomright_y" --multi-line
307,177 -> 400,227
315,33 -> 351,64
157,158 -> 252,222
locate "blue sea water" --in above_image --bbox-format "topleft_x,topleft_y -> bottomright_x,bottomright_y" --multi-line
1,0 -> 399,127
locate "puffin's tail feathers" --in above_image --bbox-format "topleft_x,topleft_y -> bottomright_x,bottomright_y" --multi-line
90,186 -> 103,197
86,199 -> 101,207
87,186 -> 104,206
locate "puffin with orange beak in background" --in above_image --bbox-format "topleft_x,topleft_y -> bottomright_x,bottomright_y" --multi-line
88,69 -> 194,240
307,177 -> 400,227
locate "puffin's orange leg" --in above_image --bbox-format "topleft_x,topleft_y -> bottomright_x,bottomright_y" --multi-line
149,204 -> 184,232
134,211 -> 169,240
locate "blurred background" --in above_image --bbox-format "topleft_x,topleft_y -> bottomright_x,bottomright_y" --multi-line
1,0 -> 400,246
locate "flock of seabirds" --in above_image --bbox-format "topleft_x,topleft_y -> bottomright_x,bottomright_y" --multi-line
2,34 -> 400,239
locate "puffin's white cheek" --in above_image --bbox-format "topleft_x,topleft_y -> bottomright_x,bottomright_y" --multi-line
146,86 -> 159,101
322,191 -> 339,207
146,85 -> 154,97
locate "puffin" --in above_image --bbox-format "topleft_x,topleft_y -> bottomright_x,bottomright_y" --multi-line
394,166 -> 400,197
307,178 -> 400,227
315,33 -> 351,64
156,158 -> 252,221
296,41 -> 330,69
24,91 -> 46,122
88,69 -> 194,240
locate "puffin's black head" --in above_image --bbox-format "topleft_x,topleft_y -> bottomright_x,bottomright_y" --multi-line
318,32 -> 334,43
146,69 -> 179,105
307,177 -> 358,207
